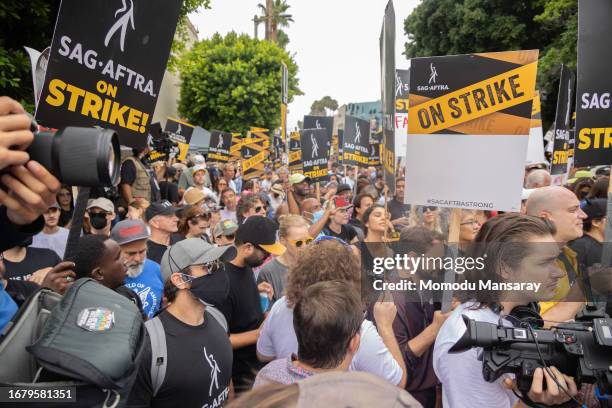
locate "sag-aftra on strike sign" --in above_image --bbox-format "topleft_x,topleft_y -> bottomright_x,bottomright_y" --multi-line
405,50 -> 538,212
36,0 -> 182,148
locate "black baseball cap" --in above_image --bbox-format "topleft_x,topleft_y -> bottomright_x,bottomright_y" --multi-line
145,200 -> 176,222
236,216 -> 286,256
582,198 -> 607,222
336,183 -> 352,194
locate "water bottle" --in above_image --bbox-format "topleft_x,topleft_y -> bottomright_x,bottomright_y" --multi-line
260,292 -> 270,312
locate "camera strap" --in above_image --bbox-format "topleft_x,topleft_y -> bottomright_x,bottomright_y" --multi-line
63,187 -> 91,262
558,251 -> 577,285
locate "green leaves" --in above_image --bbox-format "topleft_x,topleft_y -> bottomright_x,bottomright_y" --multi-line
403,0 -> 578,129
177,32 -> 300,133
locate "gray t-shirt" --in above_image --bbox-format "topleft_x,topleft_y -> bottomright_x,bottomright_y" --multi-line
31,227 -> 69,258
256,258 -> 288,302
257,296 -> 403,385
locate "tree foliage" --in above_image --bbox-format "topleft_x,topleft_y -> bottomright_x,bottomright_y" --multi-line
0,0 -> 210,111
404,0 -> 577,128
310,96 -> 338,116
257,0 -> 294,44
178,32 -> 301,133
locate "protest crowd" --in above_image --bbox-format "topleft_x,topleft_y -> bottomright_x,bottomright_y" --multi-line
1,0 -> 612,407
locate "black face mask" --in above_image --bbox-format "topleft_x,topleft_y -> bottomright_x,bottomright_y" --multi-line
90,213 -> 109,230
189,267 -> 230,307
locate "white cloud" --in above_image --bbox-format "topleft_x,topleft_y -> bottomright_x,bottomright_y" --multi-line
189,0 -> 419,131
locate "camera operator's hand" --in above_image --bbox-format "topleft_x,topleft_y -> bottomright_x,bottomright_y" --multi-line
0,97 -> 33,171
41,261 -> 76,295
0,161 -> 61,225
504,367 -> 577,407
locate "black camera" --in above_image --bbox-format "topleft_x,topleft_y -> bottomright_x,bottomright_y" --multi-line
27,121 -> 121,187
149,134 -> 178,156
450,310 -> 612,407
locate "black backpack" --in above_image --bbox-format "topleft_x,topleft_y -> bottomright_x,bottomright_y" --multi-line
0,279 -> 146,407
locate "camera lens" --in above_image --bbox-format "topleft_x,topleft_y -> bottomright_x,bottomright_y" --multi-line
27,127 -> 120,187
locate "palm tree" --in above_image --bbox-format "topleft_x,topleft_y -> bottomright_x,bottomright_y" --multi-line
257,0 -> 294,43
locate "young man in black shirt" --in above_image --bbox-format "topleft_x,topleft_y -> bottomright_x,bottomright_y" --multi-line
2,237 -> 60,282
220,216 -> 285,391
128,240 -> 236,408
387,177 -> 411,224
145,201 -> 180,264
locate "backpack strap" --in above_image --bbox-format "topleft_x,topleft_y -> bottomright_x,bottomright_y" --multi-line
144,317 -> 166,397
205,305 -> 228,333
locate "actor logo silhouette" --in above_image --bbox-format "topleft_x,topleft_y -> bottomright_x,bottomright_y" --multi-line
429,63 -> 438,85
203,346 -> 221,396
354,122 -> 361,144
395,71 -> 403,97
316,120 -> 322,129
311,133 -> 319,158
176,123 -> 182,135
104,0 -> 135,52
217,134 -> 224,149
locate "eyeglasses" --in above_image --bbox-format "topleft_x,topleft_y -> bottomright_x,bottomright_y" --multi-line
288,237 -> 313,248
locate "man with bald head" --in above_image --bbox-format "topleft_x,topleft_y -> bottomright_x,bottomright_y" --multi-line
301,197 -> 333,238
526,186 -> 587,323
524,169 -> 552,189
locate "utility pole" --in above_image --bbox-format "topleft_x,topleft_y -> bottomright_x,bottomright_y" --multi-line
266,0 -> 273,41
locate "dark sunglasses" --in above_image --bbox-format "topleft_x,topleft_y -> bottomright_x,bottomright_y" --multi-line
424,206 -> 438,212
190,213 -> 211,222
255,206 -> 267,213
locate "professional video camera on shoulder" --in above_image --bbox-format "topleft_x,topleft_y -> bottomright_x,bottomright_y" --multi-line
450,303 -> 612,408
26,118 -> 121,187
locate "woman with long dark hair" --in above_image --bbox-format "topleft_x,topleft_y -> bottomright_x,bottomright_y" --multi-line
57,185 -> 74,228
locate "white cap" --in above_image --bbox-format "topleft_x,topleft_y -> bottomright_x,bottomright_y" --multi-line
193,154 -> 206,165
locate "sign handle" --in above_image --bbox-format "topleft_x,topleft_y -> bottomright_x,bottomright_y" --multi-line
316,182 -> 321,203
441,208 -> 462,312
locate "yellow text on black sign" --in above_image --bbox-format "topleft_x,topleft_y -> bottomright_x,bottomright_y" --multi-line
45,78 -> 149,133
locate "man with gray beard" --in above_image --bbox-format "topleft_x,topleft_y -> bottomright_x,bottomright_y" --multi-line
111,219 -> 164,319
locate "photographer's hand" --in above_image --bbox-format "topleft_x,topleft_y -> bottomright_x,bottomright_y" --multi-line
0,97 -> 33,171
0,161 -> 61,225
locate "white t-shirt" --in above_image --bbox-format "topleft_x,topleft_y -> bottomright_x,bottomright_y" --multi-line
31,227 -> 70,258
433,302 -> 518,408
257,296 -> 403,385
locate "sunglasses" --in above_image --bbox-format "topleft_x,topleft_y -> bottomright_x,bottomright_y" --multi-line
190,213 -> 211,222
255,206 -> 267,213
288,237 -> 313,248
423,206 -> 438,212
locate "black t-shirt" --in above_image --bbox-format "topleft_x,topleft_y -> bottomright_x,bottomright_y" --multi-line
159,181 -> 180,204
569,235 -> 603,270
322,223 -> 357,244
4,279 -> 40,307
147,237 -> 180,265
58,208 -> 74,227
4,247 -> 61,281
219,262 -> 265,382
127,309 -> 232,408
387,198 -> 411,221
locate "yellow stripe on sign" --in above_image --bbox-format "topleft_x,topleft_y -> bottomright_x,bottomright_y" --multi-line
408,61 -> 537,134
243,150 -> 267,171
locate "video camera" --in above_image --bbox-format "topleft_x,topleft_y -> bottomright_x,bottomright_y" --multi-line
26,119 -> 121,187
149,132 -> 178,157
450,307 -> 612,407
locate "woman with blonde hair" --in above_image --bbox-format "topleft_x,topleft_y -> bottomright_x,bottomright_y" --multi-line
408,206 -> 443,234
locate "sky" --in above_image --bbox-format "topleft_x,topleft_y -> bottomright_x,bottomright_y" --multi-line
189,0 -> 420,130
